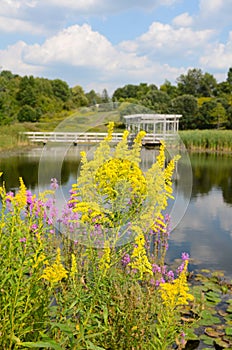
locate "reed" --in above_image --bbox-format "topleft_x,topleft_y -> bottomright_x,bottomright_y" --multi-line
179,130 -> 232,152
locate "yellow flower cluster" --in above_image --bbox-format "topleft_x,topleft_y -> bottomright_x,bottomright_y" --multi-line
70,122 -> 179,250
99,241 -> 111,275
95,158 -> 147,202
14,177 -> 27,209
73,201 -> 113,226
70,253 -> 77,279
159,261 -> 194,311
41,248 -> 68,284
129,231 -> 153,279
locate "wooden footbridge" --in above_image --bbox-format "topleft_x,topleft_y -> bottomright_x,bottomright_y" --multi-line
22,114 -> 182,146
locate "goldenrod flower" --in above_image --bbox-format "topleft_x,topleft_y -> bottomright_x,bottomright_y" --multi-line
99,241 -> 111,275
129,231 -> 153,279
14,177 -> 27,209
41,248 -> 68,284
95,158 -> 147,202
70,254 -> 77,279
159,260 -> 194,311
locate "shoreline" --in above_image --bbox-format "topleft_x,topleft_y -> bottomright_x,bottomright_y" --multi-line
1,141 -> 232,157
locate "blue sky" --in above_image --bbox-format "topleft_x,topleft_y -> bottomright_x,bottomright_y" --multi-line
0,0 -> 231,94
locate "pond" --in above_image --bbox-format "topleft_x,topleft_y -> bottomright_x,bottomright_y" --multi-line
0,146 -> 232,277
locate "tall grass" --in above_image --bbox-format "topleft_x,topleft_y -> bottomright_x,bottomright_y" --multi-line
179,130 -> 232,152
0,124 -> 30,151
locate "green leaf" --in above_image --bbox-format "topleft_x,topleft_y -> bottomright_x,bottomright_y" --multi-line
225,327 -> 232,336
103,305 -> 108,326
199,334 -> 214,346
86,340 -> 106,350
51,322 -> 74,334
19,340 -> 63,349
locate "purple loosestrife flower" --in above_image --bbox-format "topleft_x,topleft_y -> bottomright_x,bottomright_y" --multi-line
50,178 -> 59,190
180,332 -> 186,347
152,264 -> 161,274
155,277 -> 165,287
31,223 -> 38,232
19,237 -> 26,243
166,270 -> 175,281
182,252 -> 190,261
6,191 -> 14,202
177,252 -> 190,274
121,254 -> 131,267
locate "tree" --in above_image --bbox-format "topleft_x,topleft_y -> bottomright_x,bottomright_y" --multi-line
112,84 -> 140,101
226,67 -> 232,85
101,88 -> 110,103
177,68 -> 203,96
141,90 -> 170,113
177,69 -> 217,97
17,105 -> 41,122
0,70 -> 15,80
51,79 -> 70,102
16,76 -> 37,107
70,85 -> 88,108
85,89 -> 102,106
199,72 -> 217,97
211,102 -> 227,129
170,94 -> 198,129
160,80 -> 178,98
226,106 -> 232,129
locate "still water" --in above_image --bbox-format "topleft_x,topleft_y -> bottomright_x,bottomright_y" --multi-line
0,146 -> 232,277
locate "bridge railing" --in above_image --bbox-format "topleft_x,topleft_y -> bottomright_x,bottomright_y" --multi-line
22,132 -> 123,144
22,132 -> 178,145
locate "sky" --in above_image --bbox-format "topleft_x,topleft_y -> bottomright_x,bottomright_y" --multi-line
0,0 -> 232,94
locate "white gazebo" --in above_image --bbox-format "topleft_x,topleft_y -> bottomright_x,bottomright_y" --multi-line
124,114 -> 182,144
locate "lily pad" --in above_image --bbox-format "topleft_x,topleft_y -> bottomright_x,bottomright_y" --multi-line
200,334 -> 214,345
225,327 -> 232,336
199,310 -> 221,326
227,305 -> 232,312
205,327 -> 225,338
213,338 -> 231,348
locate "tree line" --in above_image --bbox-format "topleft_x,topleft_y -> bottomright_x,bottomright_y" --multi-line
0,68 -> 232,129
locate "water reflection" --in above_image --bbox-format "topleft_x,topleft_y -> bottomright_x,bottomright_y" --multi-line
0,148 -> 232,276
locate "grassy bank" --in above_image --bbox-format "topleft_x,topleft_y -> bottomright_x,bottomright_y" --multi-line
179,130 -> 232,152
0,108 -> 123,151
0,124 -> 31,151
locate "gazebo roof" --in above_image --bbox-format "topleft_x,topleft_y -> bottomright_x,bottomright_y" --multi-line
124,114 -> 182,122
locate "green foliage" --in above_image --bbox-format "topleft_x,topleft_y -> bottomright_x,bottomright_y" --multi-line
176,68 -> 217,97
0,67 -> 232,129
170,94 -> 199,129
141,90 -> 171,113
51,79 -> 70,102
17,105 -> 41,122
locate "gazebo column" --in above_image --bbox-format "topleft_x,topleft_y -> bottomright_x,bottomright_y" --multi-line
163,117 -> 166,138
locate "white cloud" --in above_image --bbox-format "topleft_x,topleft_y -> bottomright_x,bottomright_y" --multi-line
200,31 -> 232,70
0,41 -> 43,75
23,24 -> 123,69
0,15 -> 44,34
0,23 -> 186,92
0,0 -> 179,22
34,0 -> 178,12
172,12 -> 194,27
120,22 -> 214,60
